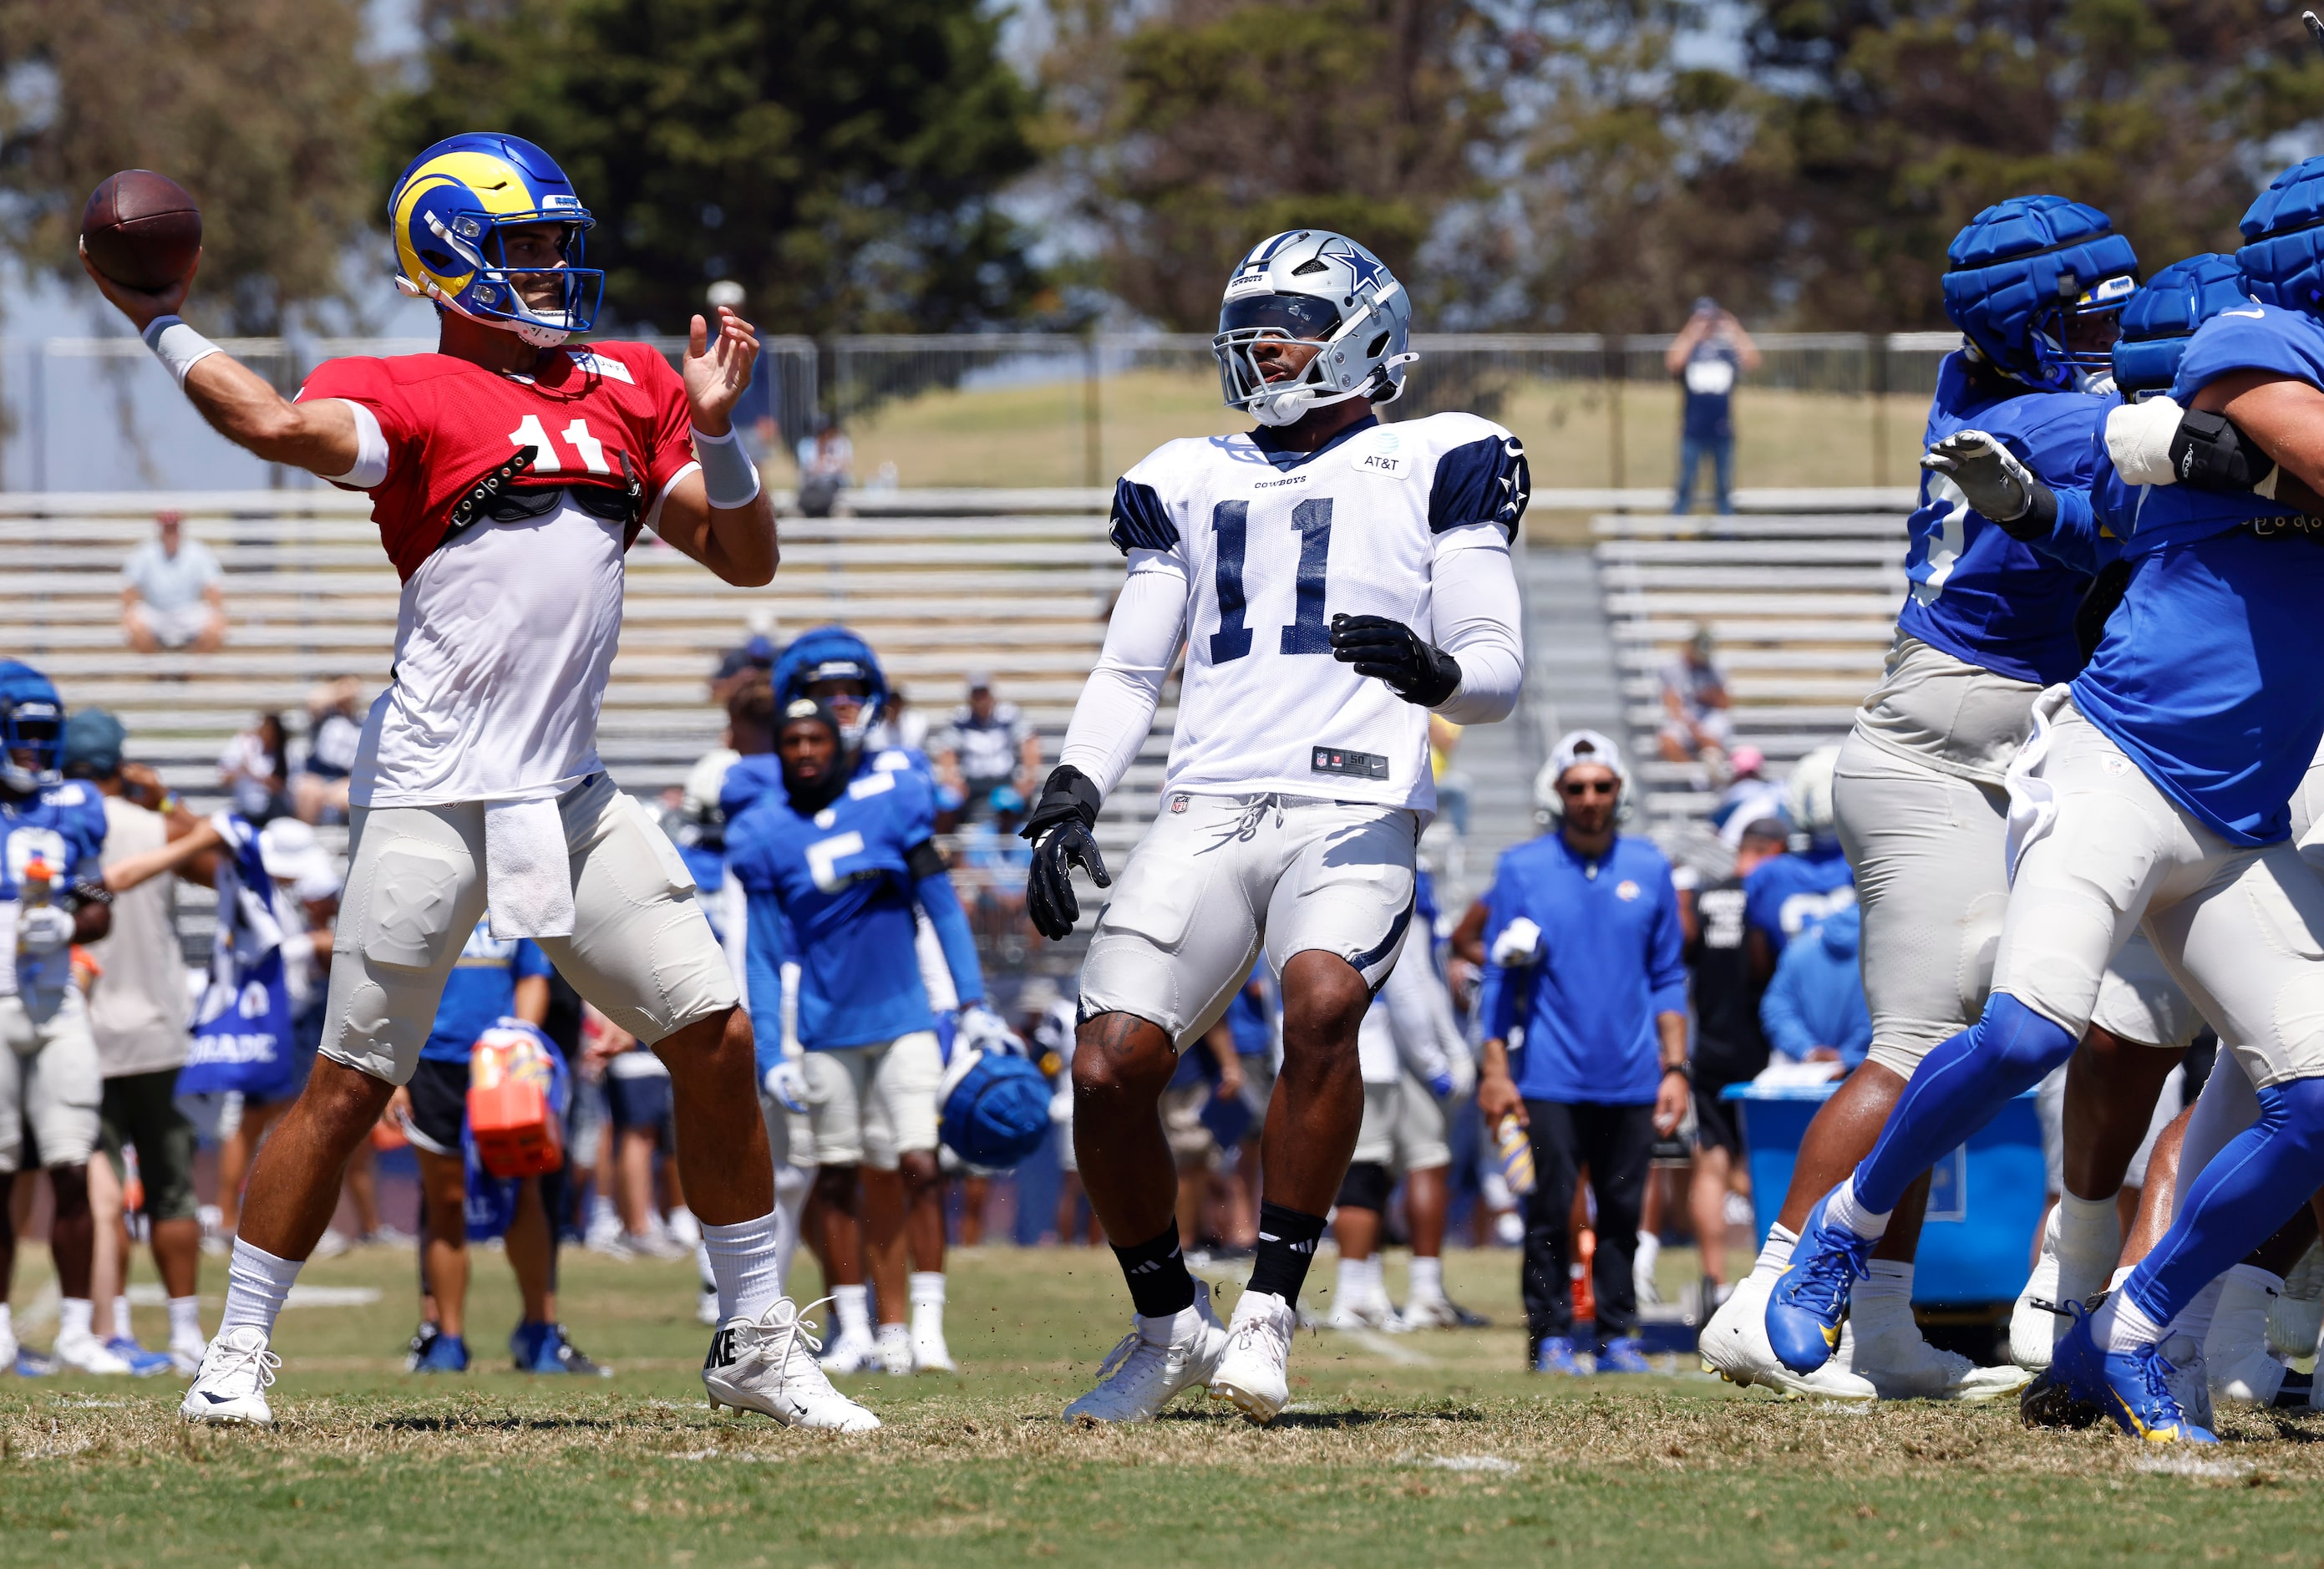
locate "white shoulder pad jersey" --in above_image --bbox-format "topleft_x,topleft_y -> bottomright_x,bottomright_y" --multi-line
1111,413 -> 1527,810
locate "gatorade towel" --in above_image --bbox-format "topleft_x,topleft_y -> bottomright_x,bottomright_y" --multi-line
176,815 -> 298,1109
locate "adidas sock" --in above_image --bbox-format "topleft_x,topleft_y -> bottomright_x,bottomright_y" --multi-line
1408,1256 -> 1444,1306
833,1283 -> 872,1343
1112,1225 -> 1198,1319
58,1297 -> 93,1343
1248,1201 -> 1328,1307
168,1296 -> 203,1347
910,1272 -> 946,1335
111,1296 -> 133,1342
699,1211 -> 784,1323
218,1237 -> 302,1338
1824,1174 -> 1895,1242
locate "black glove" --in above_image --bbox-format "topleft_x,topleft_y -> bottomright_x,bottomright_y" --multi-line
1020,764 -> 1110,940
1328,614 -> 1463,707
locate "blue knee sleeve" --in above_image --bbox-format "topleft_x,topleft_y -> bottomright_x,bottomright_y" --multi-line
2124,1077 -> 2324,1329
1855,994 -> 2077,1216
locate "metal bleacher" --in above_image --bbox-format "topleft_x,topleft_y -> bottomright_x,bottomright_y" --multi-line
1592,510 -> 1912,837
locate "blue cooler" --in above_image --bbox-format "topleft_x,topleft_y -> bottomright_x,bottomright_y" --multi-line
1723,1081 -> 2045,1306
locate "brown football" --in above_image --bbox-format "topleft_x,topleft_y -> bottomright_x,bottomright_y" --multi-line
80,170 -> 202,292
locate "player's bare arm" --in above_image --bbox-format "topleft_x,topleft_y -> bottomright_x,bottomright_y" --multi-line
2189,368 -> 2324,496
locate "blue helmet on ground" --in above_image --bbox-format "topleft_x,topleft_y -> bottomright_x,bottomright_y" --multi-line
0,660 -> 64,795
2110,254 -> 2254,399
2239,157 -> 2324,317
1941,195 -> 2139,391
939,1046 -> 1053,1169
772,626 -> 891,749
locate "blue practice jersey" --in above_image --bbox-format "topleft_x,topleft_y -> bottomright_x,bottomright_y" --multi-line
727,767 -> 982,1052
717,745 -> 936,829
2,780 -> 106,994
1894,352 -> 2108,685
2034,303 -> 2324,845
419,919 -> 553,1064
1742,841 -> 1856,962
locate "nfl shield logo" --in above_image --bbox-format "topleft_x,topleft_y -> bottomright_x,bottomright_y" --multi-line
1170,795 -> 1189,814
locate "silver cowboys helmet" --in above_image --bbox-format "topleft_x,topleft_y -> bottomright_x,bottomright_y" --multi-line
1212,230 -> 1417,428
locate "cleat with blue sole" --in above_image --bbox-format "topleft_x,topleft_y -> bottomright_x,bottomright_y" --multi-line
1596,1337 -> 1652,1374
2052,1308 -> 2217,1445
1533,1336 -> 1589,1375
411,1332 -> 470,1374
104,1337 -> 175,1378
1764,1188 -> 1876,1375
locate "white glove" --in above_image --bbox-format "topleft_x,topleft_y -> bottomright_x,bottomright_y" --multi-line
958,1003 -> 1022,1056
763,1059 -> 809,1115
2106,396 -> 2184,487
16,904 -> 73,957
1921,429 -> 2039,522
1489,917 -> 1543,968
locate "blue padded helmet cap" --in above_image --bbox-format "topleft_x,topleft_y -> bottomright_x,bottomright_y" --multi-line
2111,253 -> 2252,396
2238,158 -> 2324,314
1941,195 -> 2139,388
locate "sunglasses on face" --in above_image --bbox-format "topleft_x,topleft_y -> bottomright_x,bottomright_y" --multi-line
1560,779 -> 1617,798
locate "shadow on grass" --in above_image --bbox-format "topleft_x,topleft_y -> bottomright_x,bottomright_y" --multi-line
368,1414 -> 638,1434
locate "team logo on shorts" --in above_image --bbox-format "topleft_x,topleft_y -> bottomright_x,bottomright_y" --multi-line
1616,879 -> 1641,901
1170,794 -> 1190,813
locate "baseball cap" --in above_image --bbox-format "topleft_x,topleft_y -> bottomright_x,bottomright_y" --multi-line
259,817 -> 343,902
62,709 -> 126,777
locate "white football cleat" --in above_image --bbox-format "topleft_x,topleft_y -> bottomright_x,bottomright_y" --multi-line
1062,1279 -> 1227,1424
2160,1331 -> 2215,1432
1210,1288 -> 1296,1424
1697,1268 -> 1878,1399
169,1336 -> 208,1379
875,1323 -> 913,1376
180,1326 -> 280,1425
817,1327 -> 878,1375
2207,1268 -> 2290,1407
2271,1240 -> 2324,1361
54,1330 -> 133,1376
1326,1293 -> 1394,1332
703,1298 -> 880,1432
1847,1311 -> 2028,1401
2009,1206 -> 2065,1370
911,1320 -> 956,1374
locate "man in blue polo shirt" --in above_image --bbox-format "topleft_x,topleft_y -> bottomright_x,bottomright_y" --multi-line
1475,731 -> 1689,1375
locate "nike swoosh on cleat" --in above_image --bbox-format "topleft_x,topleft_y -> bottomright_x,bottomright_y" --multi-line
199,1392 -> 236,1404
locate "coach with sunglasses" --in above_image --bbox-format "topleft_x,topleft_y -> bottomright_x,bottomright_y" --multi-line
1476,730 -> 1688,1374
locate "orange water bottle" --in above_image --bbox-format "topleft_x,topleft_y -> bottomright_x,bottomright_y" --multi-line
1494,1114 -> 1535,1196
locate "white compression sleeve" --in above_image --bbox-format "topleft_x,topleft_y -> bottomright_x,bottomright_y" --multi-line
1380,953 -> 1454,1085
1429,526 -> 1525,725
1056,550 -> 1190,797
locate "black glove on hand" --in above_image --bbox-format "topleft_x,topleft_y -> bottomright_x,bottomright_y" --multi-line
1021,764 -> 1110,940
1328,614 -> 1463,707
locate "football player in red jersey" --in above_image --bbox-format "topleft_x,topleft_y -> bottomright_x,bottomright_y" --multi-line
84,133 -> 876,1431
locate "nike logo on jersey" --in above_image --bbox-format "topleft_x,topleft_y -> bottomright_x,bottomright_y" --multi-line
2222,308 -> 2266,319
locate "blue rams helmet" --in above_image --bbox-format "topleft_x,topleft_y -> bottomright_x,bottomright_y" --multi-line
1941,195 -> 2139,391
0,660 -> 65,795
939,1046 -> 1053,1169
388,133 -> 601,347
2110,254 -> 2254,399
1214,230 -> 1417,427
772,626 -> 889,749
2238,157 -> 2324,317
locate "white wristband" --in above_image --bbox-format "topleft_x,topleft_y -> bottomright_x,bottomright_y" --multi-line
141,315 -> 222,389
691,425 -> 763,509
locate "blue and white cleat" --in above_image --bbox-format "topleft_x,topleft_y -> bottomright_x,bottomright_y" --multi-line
1764,1188 -> 1877,1374
1533,1336 -> 1589,1375
1595,1337 -> 1652,1374
104,1337 -> 175,1378
2052,1308 -> 2218,1445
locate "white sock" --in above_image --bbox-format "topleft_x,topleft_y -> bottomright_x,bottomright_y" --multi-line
1143,1297 -> 1205,1344
2091,1289 -> 2167,1353
2108,1265 -> 2136,1292
1636,1231 -> 1661,1271
1750,1223 -> 1800,1282
1408,1256 -> 1444,1304
58,1297 -> 93,1342
698,1211 -> 784,1323
2164,1275 -> 2228,1348
167,1296 -> 203,1347
218,1237 -> 302,1339
772,1163 -> 812,1293
1851,1260 -> 1915,1329
112,1295 -> 134,1342
0,1303 -> 13,1342
2055,1191 -> 2122,1272
910,1272 -> 946,1333
666,1205 -> 701,1248
1333,1253 -> 1365,1302
834,1282 -> 871,1343
1824,1175 -> 1894,1241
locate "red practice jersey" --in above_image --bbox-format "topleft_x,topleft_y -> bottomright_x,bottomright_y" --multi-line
297,342 -> 698,581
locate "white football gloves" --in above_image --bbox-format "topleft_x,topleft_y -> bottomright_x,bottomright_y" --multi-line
1921,429 -> 2042,524
763,1059 -> 809,1115
1489,917 -> 1544,968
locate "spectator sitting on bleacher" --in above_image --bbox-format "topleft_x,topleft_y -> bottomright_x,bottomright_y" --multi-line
293,678 -> 367,825
1657,624 -> 1733,769
1758,904 -> 1870,1072
120,510 -> 227,655
935,673 -> 1039,824
795,418 -> 854,519
218,712 -> 290,823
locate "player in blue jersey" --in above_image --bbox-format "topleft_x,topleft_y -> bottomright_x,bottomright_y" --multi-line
1738,744 -> 1855,970
1703,196 -> 2169,1403
388,915 -> 607,1376
1768,160 -> 2324,1443
0,662 -> 119,1376
726,698 -> 992,1385
721,627 -> 944,824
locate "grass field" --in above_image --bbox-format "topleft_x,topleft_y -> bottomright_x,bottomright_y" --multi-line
5,1241 -> 2323,1566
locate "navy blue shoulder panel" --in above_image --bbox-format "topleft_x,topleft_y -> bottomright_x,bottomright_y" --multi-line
1108,478 -> 1178,556
1428,433 -> 1530,540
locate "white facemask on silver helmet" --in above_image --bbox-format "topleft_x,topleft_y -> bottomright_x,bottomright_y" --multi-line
1213,230 -> 1418,428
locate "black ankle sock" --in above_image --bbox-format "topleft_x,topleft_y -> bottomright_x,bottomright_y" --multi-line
1113,1225 -> 1197,1319
1248,1201 -> 1328,1306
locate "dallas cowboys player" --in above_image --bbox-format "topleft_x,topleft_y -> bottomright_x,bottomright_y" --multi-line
1021,231 -> 1526,1424
1703,196 -> 2172,1402
1769,158 -> 2324,1442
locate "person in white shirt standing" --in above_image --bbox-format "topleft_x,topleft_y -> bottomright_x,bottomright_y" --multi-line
1024,230 -> 1526,1424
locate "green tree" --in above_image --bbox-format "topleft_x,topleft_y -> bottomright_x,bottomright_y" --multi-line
387,0 -> 1046,334
0,0 -> 376,333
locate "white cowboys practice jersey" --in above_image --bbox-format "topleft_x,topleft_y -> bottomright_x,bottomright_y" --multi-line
1109,413 -> 1528,811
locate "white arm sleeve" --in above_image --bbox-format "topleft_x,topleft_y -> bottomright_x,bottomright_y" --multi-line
322,400 -> 389,490
1381,953 -> 1454,1085
1056,550 -> 1190,797
1429,526 -> 1525,725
